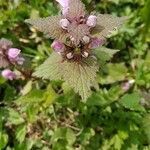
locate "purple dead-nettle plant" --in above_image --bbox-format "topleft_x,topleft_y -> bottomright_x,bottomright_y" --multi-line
25,0 -> 127,101
0,38 -> 25,80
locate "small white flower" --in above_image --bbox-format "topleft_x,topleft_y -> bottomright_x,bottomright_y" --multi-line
83,36 -> 90,44
66,52 -> 73,59
82,51 -> 89,58
60,19 -> 70,29
86,15 -> 97,27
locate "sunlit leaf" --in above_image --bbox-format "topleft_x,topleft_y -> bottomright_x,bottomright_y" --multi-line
33,53 -> 62,80
93,14 -> 128,37
120,93 -> 145,111
16,124 -> 27,143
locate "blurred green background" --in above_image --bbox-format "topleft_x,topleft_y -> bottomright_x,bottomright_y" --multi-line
0,0 -> 150,149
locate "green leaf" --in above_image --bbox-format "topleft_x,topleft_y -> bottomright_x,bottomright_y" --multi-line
33,53 -> 62,80
0,133 -> 8,149
99,63 -> 128,84
51,128 -> 76,146
21,81 -> 33,96
119,93 -> 145,111
7,109 -> 25,125
42,84 -> 57,107
34,53 -> 99,101
60,57 -> 99,101
142,114 -> 150,144
95,14 -> 128,38
95,47 -> 119,63
16,124 -> 27,143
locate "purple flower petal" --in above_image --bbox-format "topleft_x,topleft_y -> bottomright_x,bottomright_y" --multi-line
1,69 -> 16,80
89,38 -> 105,49
51,40 -> 65,53
8,48 -> 21,59
56,0 -> 69,15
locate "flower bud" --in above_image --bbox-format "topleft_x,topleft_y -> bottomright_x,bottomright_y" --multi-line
8,48 -> 21,59
1,69 -> 16,80
60,19 -> 70,29
66,52 -> 73,59
83,36 -> 90,44
86,15 -> 97,27
89,38 -> 105,49
51,40 -> 65,53
121,80 -> 135,92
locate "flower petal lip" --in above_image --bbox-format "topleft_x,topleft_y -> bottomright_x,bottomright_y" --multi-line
51,40 -> 65,53
56,0 -> 69,15
86,15 -> 97,27
60,18 -> 70,29
8,48 -> 21,59
89,38 -> 105,49
1,69 -> 16,80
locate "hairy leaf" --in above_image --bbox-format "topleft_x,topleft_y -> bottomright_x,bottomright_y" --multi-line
25,16 -> 69,42
60,57 -> 99,101
68,23 -> 90,46
34,53 -> 99,101
0,56 -> 9,68
93,14 -> 127,37
120,93 -> 145,111
94,47 -> 119,62
33,53 -> 62,80
67,0 -> 86,19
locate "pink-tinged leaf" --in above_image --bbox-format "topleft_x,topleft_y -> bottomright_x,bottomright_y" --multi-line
68,23 -> 90,46
0,38 -> 13,50
93,14 -> 128,37
66,0 -> 86,20
0,56 -> 9,68
34,52 -> 99,101
60,57 -> 99,101
25,16 -> 69,43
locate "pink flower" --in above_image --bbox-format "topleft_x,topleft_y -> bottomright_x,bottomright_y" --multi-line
51,40 -> 65,53
8,48 -> 25,65
8,48 -> 21,59
60,19 -> 70,29
89,38 -> 105,49
56,0 -> 69,15
1,69 -> 16,80
86,15 -> 97,27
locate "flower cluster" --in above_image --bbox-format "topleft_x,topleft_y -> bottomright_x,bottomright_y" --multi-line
26,0 -> 125,62
0,38 -> 24,80
25,0 -> 127,100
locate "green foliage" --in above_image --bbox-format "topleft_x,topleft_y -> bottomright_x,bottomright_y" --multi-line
0,0 -> 150,149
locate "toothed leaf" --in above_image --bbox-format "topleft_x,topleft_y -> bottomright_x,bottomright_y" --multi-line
34,53 -> 98,101
94,47 -> 119,63
67,0 -> 86,19
25,16 -> 69,42
33,53 -> 62,80
60,57 -> 99,101
92,14 -> 127,37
